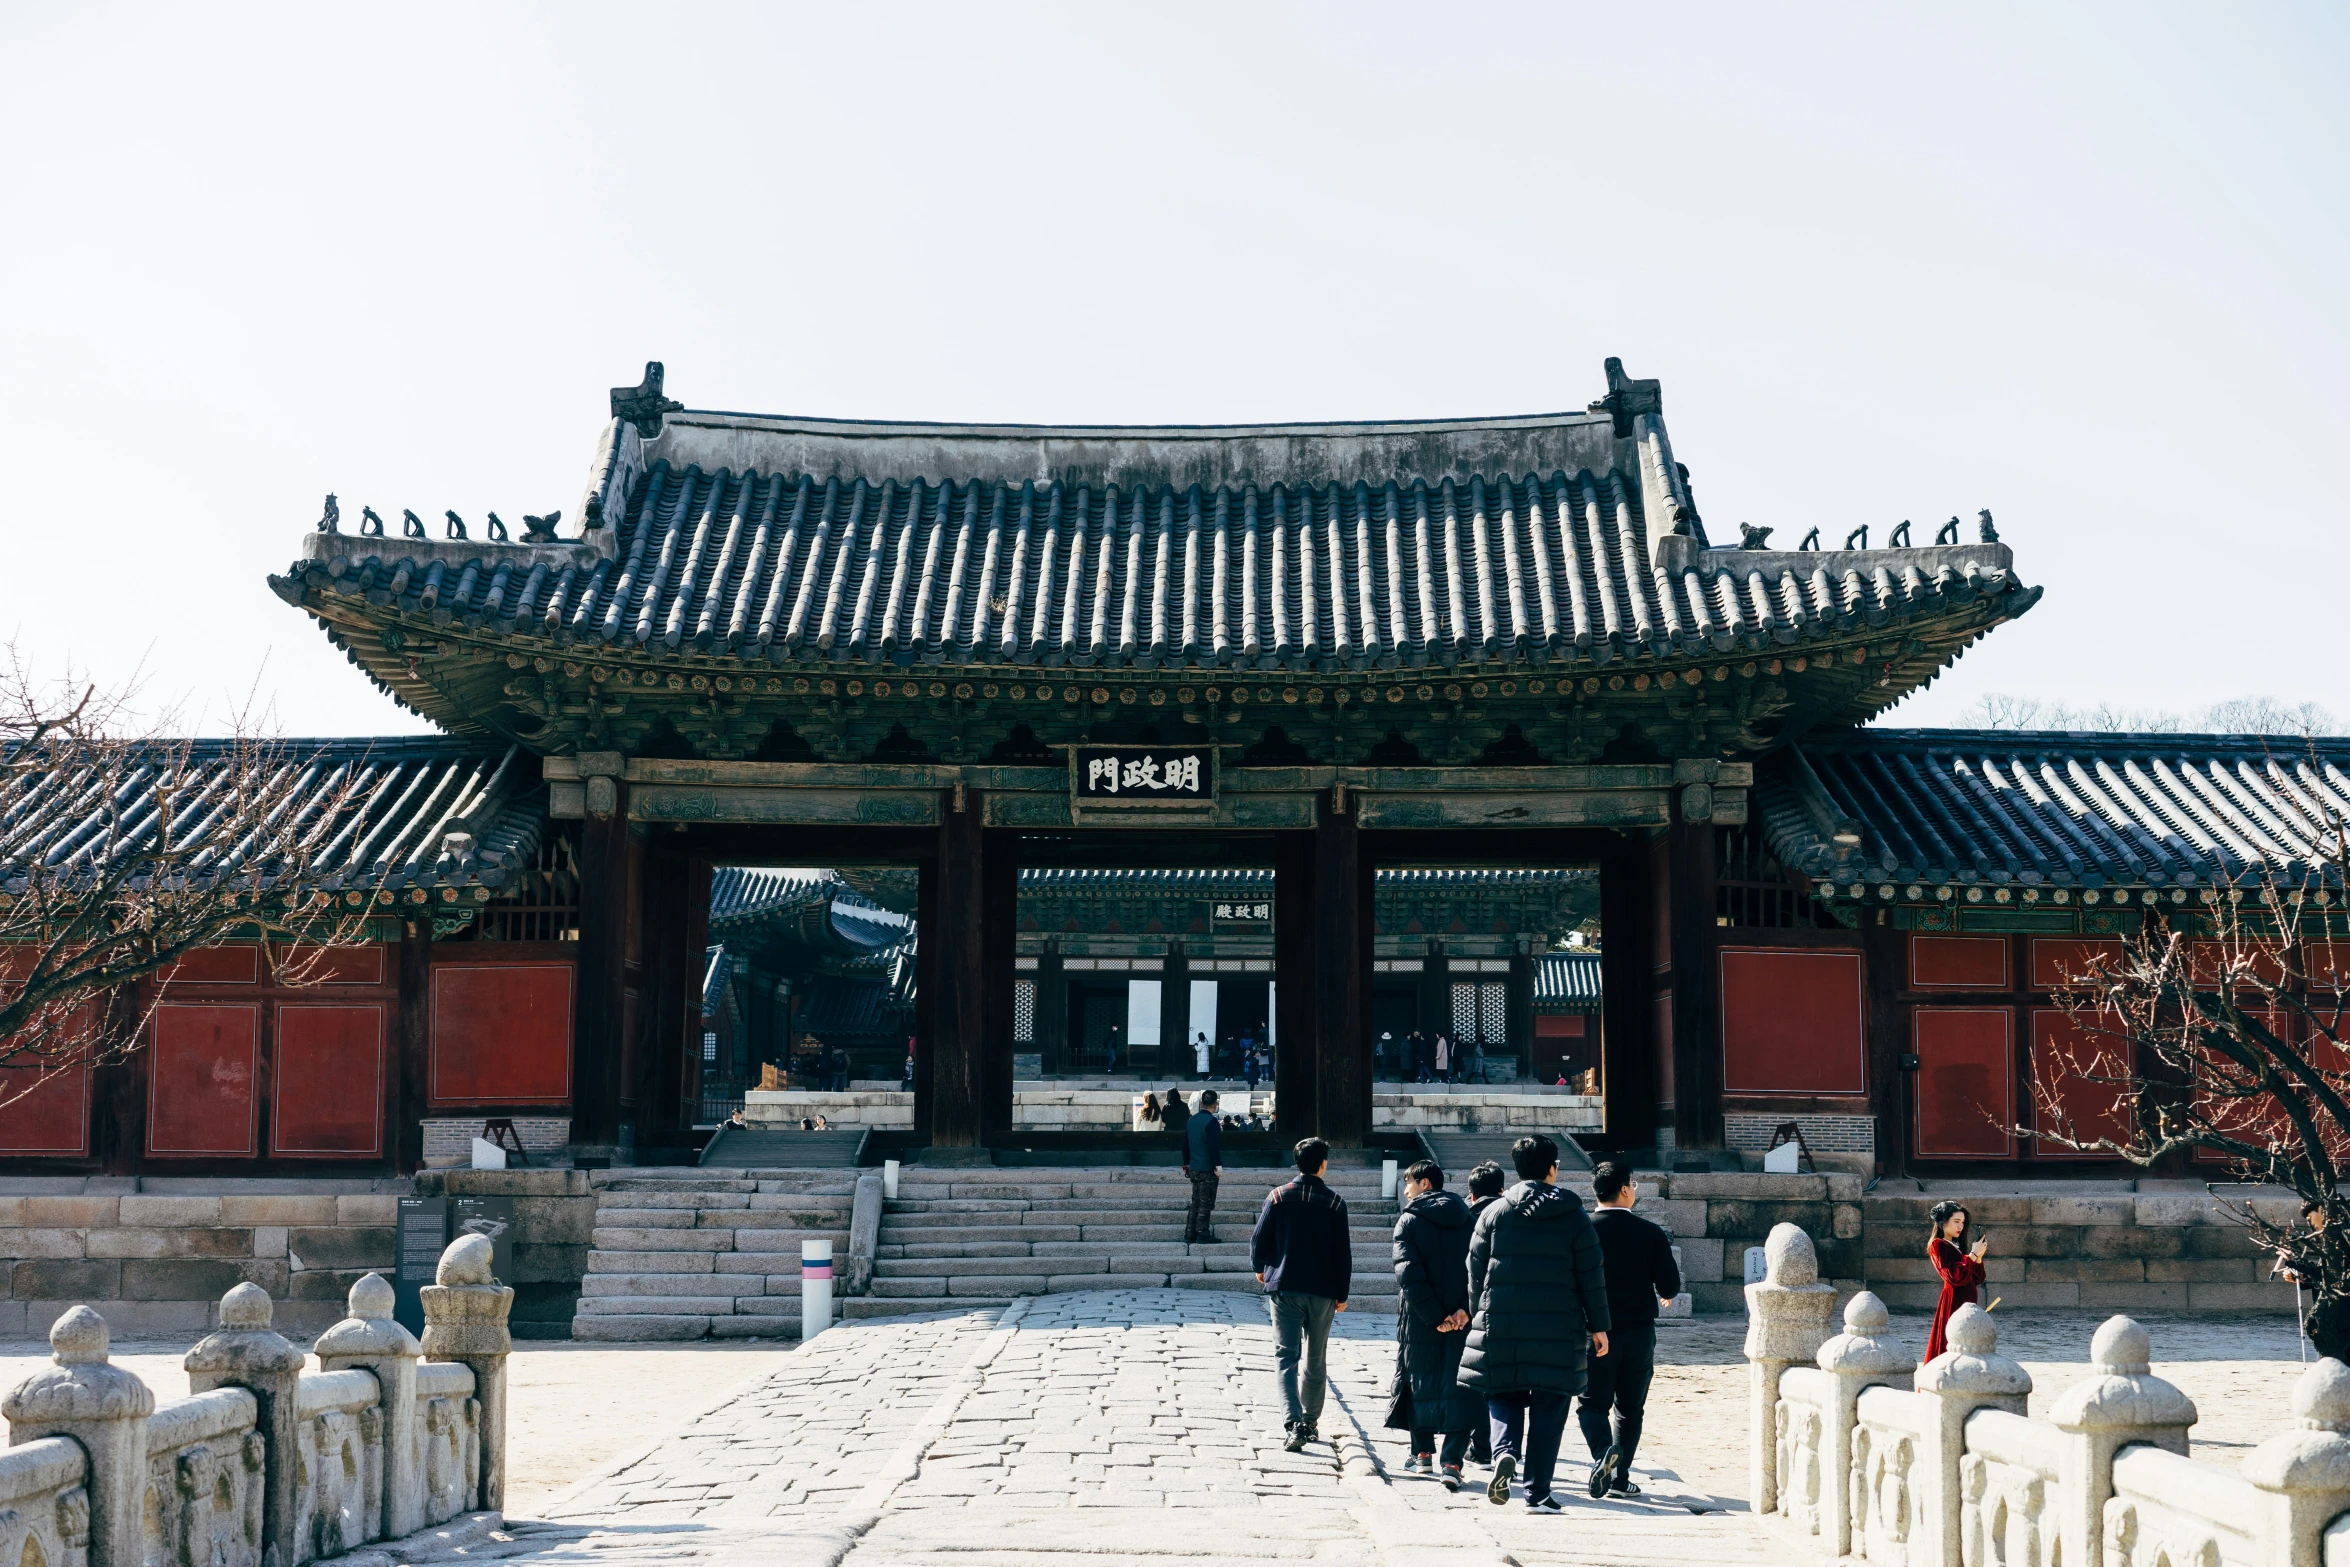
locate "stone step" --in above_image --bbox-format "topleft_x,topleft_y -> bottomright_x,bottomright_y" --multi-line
583,1273 -> 817,1297
570,1310 -> 829,1341
842,1297 -> 1016,1320
590,1226 -> 849,1251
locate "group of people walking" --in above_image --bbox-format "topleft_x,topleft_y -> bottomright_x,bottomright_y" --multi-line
1377,1030 -> 1489,1084
1239,1135 -> 1681,1511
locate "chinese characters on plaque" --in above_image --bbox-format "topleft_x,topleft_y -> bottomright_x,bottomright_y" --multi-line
1069,746 -> 1217,819
1211,899 -> 1273,928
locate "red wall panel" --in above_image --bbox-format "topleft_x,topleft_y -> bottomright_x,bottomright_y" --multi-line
430,963 -> 574,1105
1910,935 -> 2010,991
1534,1016 -> 1585,1038
271,1003 -> 385,1157
1719,947 -> 1867,1096
148,1003 -> 260,1156
2308,941 -> 2349,992
276,944 -> 387,986
0,1065 -> 91,1155
2188,940 -> 2289,990
2028,938 -> 2126,992
1913,1009 -> 2015,1158
2027,1008 -> 2135,1157
160,946 -> 261,985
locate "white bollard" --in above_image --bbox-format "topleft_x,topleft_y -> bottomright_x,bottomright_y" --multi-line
1381,1159 -> 1398,1198
801,1238 -> 834,1341
883,1159 -> 901,1200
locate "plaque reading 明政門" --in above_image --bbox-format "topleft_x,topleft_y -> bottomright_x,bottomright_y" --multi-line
1069,745 -> 1216,821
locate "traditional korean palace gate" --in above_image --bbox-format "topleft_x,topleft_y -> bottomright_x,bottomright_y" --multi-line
11,356 -> 2342,1178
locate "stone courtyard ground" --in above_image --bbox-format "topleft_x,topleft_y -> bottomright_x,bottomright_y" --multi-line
0,1292 -> 2311,1566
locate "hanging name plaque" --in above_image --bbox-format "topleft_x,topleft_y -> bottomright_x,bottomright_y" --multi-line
1068,745 -> 1218,823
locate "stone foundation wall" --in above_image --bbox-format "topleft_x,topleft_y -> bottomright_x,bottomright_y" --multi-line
1374,1091 -> 1602,1132
419,1117 -> 575,1168
0,1170 -> 596,1341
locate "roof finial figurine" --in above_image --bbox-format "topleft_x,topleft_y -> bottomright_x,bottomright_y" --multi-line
317,494 -> 340,534
484,512 -> 510,542
445,510 -> 468,541
522,510 -> 563,542
1845,524 -> 1869,550
611,361 -> 684,437
1977,508 -> 1999,543
1934,516 -> 1961,545
1739,522 -> 1774,550
1669,502 -> 1696,536
360,506 -> 385,537
402,509 -> 427,539
1586,356 -> 1663,439
1887,519 -> 1912,548
1798,527 -> 1820,551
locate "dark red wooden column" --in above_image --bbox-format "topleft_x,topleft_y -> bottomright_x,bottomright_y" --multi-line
1313,792 -> 1373,1146
1272,828 -> 1318,1138
1861,913 -> 1907,1179
571,775 -> 633,1153
979,817 -> 1017,1138
1596,832 -> 1656,1149
1664,803 -> 1724,1151
924,788 -> 996,1148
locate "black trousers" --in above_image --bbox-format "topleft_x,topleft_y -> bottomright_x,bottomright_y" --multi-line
1576,1321 -> 1657,1472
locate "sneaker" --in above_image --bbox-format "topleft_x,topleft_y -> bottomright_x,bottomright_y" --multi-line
1486,1453 -> 1516,1505
1405,1453 -> 1431,1473
1609,1478 -> 1643,1498
1441,1465 -> 1463,1493
1526,1493 -> 1562,1513
1283,1425 -> 1308,1454
1588,1444 -> 1619,1499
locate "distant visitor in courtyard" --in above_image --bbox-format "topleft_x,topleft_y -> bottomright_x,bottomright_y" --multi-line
1579,1160 -> 1680,1499
1460,1133 -> 1610,1512
1387,1158 -> 1478,1489
1163,1087 -> 1191,1140
1252,1136 -> 1353,1452
1924,1199 -> 1988,1361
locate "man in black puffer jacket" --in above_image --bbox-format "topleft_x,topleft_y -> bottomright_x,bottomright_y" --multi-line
1385,1160 -> 1480,1489
1458,1134 -> 1611,1512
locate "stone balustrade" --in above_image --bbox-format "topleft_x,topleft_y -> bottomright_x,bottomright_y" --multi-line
0,1234 -> 511,1567
1748,1220 -> 2350,1567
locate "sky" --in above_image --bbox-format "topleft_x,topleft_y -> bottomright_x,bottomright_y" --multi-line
1,2 -> 2343,738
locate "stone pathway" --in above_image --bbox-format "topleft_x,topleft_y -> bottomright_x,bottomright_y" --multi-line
500,1289 -> 1776,1567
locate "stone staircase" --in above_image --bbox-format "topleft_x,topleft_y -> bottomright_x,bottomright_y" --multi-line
1418,1129 -> 1594,1177
846,1165 -> 1399,1321
698,1127 -> 866,1168
570,1169 -> 856,1340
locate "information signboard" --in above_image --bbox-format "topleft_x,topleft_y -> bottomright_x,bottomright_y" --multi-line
392,1196 -> 448,1335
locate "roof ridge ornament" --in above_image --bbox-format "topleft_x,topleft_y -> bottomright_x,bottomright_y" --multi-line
317,493 -> 340,534
1799,527 -> 1820,550
1739,523 -> 1773,550
1935,517 -> 1961,545
1888,519 -> 1912,548
445,510 -> 468,541
613,361 -> 684,436
1587,356 -> 1663,439
360,506 -> 385,537
522,510 -> 562,542
1845,525 -> 1868,550
402,509 -> 428,539
1978,508 -> 1999,542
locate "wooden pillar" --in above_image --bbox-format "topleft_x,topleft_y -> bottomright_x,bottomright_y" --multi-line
912,846 -> 940,1141
979,817 -> 1016,1138
1861,912 -> 1907,1180
1419,940 -> 1449,1062
571,779 -> 631,1153
1665,807 -> 1723,1150
394,918 -> 431,1173
1162,940 -> 1191,1075
1272,828 -> 1317,1137
925,787 -> 989,1147
96,982 -> 146,1177
635,836 -> 693,1145
1597,832 -> 1655,1149
1506,948 -> 1536,1082
1036,942 -> 1067,1076
1314,794 -> 1373,1146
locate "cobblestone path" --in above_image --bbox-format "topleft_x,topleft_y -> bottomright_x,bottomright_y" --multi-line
485,1290 -> 1777,1567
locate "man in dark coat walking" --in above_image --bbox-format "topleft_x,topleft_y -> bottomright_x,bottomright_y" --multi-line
1182,1091 -> 1221,1244
1386,1160 -> 1479,1488
1461,1160 -> 1509,1469
1458,1134 -> 1611,1512
1580,1159 -> 1681,1498
1252,1137 -> 1352,1450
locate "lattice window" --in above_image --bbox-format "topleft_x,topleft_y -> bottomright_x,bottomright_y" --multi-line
1479,983 -> 1508,1046
1451,983 -> 1478,1039
702,1031 -> 718,1063
469,828 -> 583,942
1715,823 -> 1815,929
1013,979 -> 1037,1043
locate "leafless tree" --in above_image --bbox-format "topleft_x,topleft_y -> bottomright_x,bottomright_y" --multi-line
1963,691 -> 2335,737
2023,741 -> 2350,1353
0,644 -> 379,1114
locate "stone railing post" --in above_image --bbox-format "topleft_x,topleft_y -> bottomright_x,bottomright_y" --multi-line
2,1306 -> 154,1567
420,1233 -> 514,1514
186,1283 -> 305,1567
1745,1220 -> 1837,1516
1815,1290 -> 1915,1556
2243,1357 -> 2350,1567
2048,1316 -> 2196,1567
846,1170 -> 884,1296
314,1272 -> 424,1541
1915,1302 -> 2030,1567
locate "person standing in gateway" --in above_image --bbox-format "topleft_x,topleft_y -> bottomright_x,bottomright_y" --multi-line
1182,1090 -> 1221,1244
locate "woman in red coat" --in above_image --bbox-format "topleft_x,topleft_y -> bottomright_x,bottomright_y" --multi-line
1924,1200 -> 1988,1362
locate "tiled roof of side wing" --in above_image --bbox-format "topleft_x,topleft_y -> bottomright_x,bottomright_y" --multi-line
0,738 -> 542,895
1014,867 -> 1592,891
1761,730 -> 2350,890
1536,950 -> 1604,1006
287,457 -> 2031,674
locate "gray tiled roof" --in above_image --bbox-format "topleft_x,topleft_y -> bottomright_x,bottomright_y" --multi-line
1015,867 -> 1589,892
1535,950 -> 1604,1008
0,738 -> 543,898
281,386 -> 2033,679
707,866 -> 913,954
1761,730 -> 2350,893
